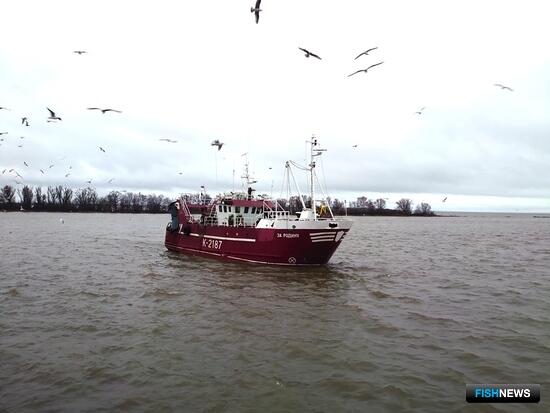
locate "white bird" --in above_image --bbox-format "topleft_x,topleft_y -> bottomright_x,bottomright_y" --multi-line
348,61 -> 384,77
354,47 -> 378,60
415,106 -> 426,115
494,83 -> 513,92
73,51 -> 87,55
87,107 -> 122,114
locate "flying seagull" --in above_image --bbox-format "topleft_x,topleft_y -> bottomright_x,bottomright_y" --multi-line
108,178 -> 114,183
299,48 -> 322,60
494,83 -> 513,92
159,138 -> 178,143
352,144 -> 358,148
85,180 -> 92,184
65,173 -> 70,178
21,117 -> 27,124
87,107 -> 122,114
23,161 -> 29,167
73,50 -> 87,55
354,47 -> 378,60
40,169 -> 44,174
0,132 -> 7,135
251,0 -> 262,24
348,61 -> 384,77
415,106 -> 426,115
442,197 -> 447,203
47,108 -> 62,121
49,164 -> 54,168
211,139 -> 224,151
1,169 -> 5,174
0,107 -> 9,110
99,146 -> 106,153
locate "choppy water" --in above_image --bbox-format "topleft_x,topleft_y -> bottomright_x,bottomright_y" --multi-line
1,212 -> 549,412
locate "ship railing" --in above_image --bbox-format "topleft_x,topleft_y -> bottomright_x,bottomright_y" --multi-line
201,214 -> 261,228
261,200 -> 290,220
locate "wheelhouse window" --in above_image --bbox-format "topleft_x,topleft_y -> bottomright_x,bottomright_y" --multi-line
219,205 -> 222,212
223,206 -> 227,213
244,207 -> 249,213
235,206 -> 240,213
251,207 -> 256,214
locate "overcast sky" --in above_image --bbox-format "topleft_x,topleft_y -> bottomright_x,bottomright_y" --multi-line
1,0 -> 549,212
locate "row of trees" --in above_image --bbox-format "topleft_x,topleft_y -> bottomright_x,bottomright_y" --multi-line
277,195 -> 433,216
1,185 -> 434,216
1,185 -> 171,213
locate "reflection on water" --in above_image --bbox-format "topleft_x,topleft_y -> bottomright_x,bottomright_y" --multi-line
1,212 -> 549,412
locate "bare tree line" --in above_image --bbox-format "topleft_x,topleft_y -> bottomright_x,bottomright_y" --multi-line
1,185 -> 434,216
1,185 -> 170,213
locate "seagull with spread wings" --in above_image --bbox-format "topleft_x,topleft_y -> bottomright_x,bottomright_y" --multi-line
251,0 -> 262,24
87,107 -> 122,114
47,108 -> 62,121
494,83 -> 513,92
211,139 -> 224,151
73,50 -> 87,55
299,47 -> 322,60
354,47 -> 378,60
348,61 -> 384,77
159,138 -> 178,143
415,106 -> 426,115
99,147 -> 106,153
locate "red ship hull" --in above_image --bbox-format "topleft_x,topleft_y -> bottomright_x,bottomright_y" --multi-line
165,223 -> 349,266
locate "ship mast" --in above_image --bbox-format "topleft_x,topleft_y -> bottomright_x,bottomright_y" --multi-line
308,136 -> 326,221
241,153 -> 257,199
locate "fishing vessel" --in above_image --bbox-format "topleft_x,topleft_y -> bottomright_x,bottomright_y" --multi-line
164,137 -> 352,265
